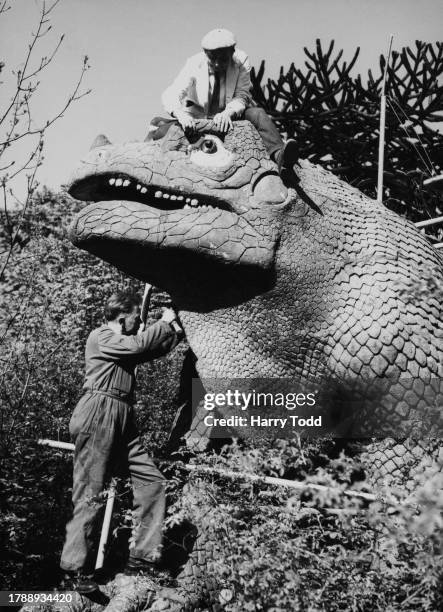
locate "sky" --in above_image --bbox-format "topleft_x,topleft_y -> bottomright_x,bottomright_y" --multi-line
2,0 -> 443,196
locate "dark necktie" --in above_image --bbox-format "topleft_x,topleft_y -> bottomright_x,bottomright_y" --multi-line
208,72 -> 220,117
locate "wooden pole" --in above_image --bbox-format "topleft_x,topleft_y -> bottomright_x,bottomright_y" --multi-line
140,282 -> 182,334
183,463 -> 378,502
38,438 -> 75,451
377,35 -> 394,204
423,175 -> 443,192
38,440 -> 418,507
414,215 -> 443,228
38,439 -> 375,502
38,439 -> 116,570
140,283 -> 153,330
95,479 -> 117,570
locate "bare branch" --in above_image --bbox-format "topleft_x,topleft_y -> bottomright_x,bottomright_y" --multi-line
0,1 -> 48,127
22,34 -> 64,81
0,0 -> 91,286
0,1 -> 10,15
0,57 -> 90,147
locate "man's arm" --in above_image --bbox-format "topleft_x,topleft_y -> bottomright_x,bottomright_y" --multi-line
225,51 -> 252,117
97,320 -> 180,363
213,52 -> 252,132
162,58 -> 197,130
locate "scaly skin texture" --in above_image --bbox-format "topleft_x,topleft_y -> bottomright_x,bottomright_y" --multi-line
69,120 -> 443,443
67,120 -> 443,610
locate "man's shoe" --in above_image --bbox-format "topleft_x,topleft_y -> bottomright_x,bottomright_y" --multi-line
277,139 -> 299,186
64,571 -> 98,594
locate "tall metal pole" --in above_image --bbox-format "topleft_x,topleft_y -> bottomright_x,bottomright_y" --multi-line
377,35 -> 394,204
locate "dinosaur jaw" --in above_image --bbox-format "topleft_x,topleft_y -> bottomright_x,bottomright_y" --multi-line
69,172 -> 233,213
69,199 -> 276,310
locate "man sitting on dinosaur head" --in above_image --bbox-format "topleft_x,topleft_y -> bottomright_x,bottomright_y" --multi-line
161,28 -> 298,186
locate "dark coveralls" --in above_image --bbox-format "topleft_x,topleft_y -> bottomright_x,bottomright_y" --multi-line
60,320 -> 179,572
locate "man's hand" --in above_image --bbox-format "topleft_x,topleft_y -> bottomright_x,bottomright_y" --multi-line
161,307 -> 177,324
213,110 -> 233,133
174,110 -> 196,133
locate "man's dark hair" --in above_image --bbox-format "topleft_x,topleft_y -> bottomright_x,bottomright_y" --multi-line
104,291 -> 141,321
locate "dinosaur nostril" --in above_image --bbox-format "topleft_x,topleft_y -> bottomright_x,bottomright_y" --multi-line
253,173 -> 288,205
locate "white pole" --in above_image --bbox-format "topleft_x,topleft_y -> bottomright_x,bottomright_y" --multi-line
38,439 -> 116,570
38,439 -> 415,506
95,479 -> 117,570
377,35 -> 394,204
38,438 -> 75,451
183,463 -> 378,503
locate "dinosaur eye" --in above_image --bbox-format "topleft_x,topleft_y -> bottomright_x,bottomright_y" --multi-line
188,134 -> 233,168
201,138 -> 217,154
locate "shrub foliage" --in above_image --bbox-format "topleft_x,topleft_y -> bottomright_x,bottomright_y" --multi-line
0,191 -> 186,589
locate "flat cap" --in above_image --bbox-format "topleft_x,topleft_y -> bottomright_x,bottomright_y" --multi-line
201,28 -> 236,50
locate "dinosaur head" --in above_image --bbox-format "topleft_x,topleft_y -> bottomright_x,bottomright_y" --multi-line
68,120 -> 291,310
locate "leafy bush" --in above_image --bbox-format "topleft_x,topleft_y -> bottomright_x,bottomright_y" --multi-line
166,439 -> 443,611
0,190 -> 186,589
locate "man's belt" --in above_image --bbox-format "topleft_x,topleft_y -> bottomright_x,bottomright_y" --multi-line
83,388 -> 134,405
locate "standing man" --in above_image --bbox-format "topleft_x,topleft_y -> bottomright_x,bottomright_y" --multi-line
60,291 -> 182,593
161,28 -> 299,185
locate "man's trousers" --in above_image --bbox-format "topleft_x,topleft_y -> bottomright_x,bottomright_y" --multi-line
60,391 -> 165,572
243,107 -> 284,160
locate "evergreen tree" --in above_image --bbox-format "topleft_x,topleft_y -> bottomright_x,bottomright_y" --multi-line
251,40 -> 443,241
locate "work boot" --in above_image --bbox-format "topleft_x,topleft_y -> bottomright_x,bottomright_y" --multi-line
276,139 -> 299,186
63,570 -> 99,594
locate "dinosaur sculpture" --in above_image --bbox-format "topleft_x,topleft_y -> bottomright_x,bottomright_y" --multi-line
66,119 -> 443,608
69,120 -> 442,437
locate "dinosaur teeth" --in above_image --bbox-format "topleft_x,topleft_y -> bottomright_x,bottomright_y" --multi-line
105,179 -> 218,211
118,184 -> 215,210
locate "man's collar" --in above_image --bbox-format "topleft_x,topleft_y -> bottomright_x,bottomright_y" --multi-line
106,321 -> 122,335
208,67 -> 226,77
